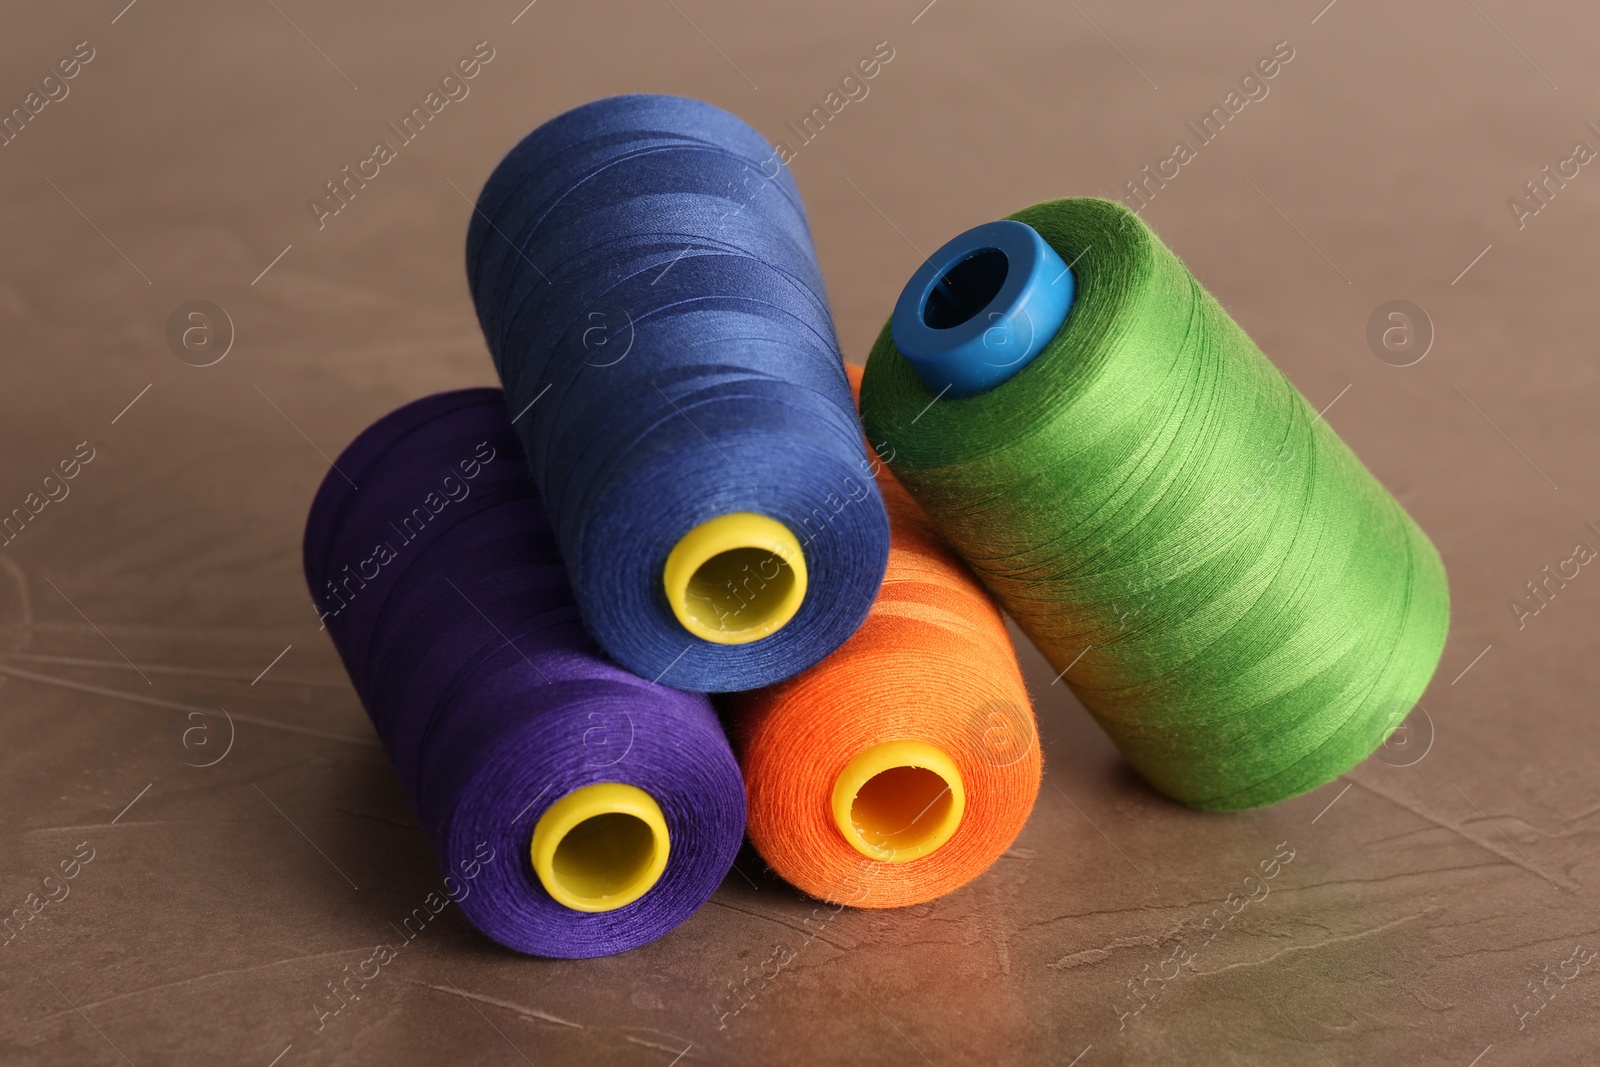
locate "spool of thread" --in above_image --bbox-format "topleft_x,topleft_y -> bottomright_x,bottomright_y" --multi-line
466,93 -> 890,692
728,368 -> 1041,907
303,389 -> 745,957
861,198 -> 1450,810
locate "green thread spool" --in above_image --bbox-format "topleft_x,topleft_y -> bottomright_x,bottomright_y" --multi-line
860,197 -> 1449,810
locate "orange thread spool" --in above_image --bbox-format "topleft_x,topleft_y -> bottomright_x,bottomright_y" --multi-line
728,367 -> 1042,907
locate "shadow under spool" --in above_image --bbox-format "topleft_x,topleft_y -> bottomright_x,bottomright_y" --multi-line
303,389 -> 745,956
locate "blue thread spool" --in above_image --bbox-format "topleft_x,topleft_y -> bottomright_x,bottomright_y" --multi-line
466,95 -> 891,692
890,220 -> 1076,398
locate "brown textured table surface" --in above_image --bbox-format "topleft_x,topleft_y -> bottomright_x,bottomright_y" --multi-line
2,1 -> 1597,1064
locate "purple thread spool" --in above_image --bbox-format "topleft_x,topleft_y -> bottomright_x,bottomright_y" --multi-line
304,389 -> 745,958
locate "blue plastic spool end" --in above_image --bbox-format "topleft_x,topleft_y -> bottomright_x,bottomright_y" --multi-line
889,220 -> 1076,398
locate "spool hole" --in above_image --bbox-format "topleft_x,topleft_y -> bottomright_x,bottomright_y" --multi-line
832,740 -> 966,863
663,512 -> 808,645
922,247 -> 1009,330
850,766 -> 956,857
550,812 -> 659,905
531,782 -> 670,912
684,546 -> 796,637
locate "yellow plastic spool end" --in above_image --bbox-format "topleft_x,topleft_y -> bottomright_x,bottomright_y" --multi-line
832,740 -> 966,863
530,783 -> 670,912
662,512 -> 807,644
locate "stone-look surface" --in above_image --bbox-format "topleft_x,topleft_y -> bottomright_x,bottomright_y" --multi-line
0,1 -> 1595,1064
